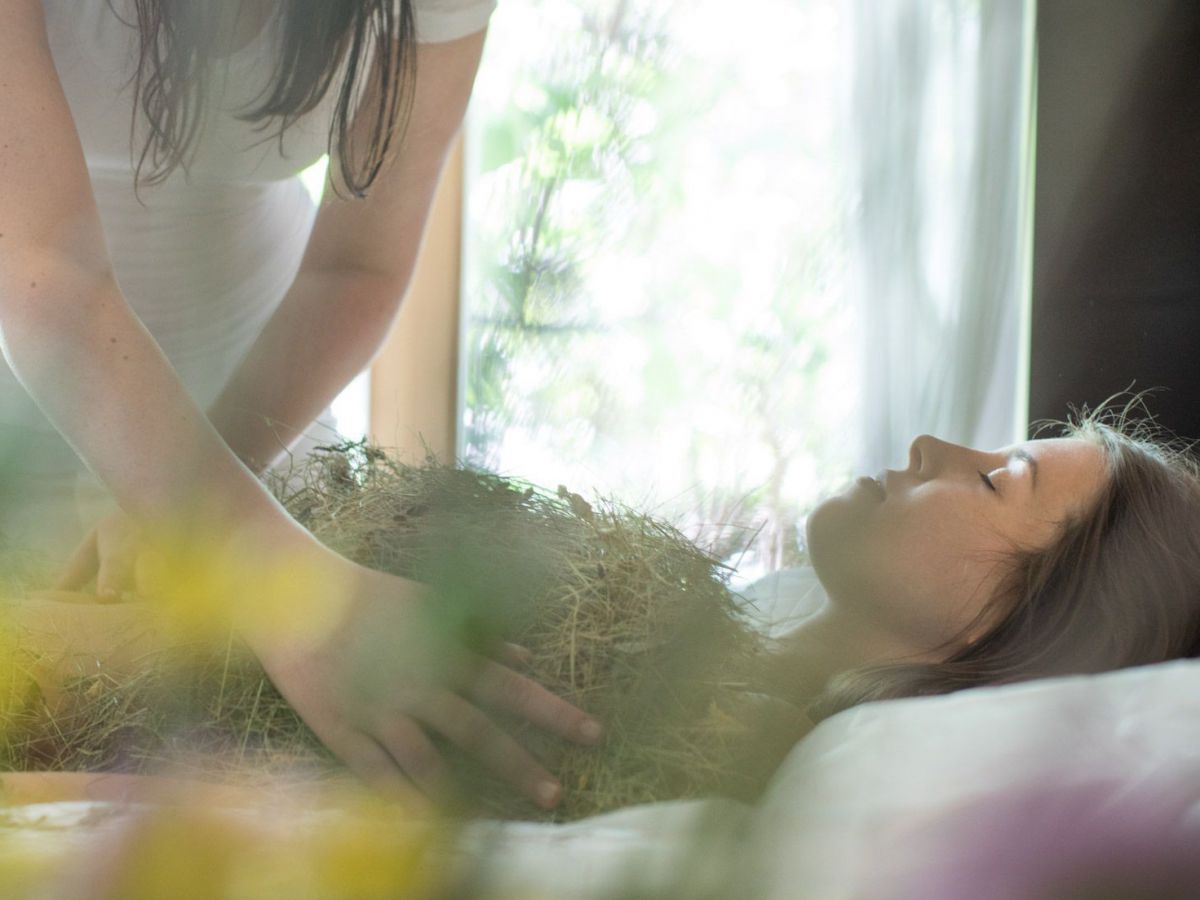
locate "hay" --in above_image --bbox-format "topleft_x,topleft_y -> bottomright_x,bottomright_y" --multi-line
0,443 -> 780,821
0,620 -> 336,784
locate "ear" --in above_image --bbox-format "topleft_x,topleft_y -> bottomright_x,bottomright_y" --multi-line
958,609 -> 993,648
958,577 -> 1016,651
959,605 -> 1004,650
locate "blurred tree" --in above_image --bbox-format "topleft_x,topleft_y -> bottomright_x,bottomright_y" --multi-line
463,0 -> 856,575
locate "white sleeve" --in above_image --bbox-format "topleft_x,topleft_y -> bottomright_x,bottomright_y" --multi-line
407,0 -> 497,43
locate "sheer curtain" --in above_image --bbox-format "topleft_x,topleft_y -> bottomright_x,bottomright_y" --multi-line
849,0 -> 1036,473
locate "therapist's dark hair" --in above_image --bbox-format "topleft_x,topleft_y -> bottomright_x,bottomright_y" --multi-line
118,0 -> 415,198
810,396 -> 1200,721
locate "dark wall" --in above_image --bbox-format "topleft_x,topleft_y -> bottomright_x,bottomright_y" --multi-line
1030,0 -> 1200,439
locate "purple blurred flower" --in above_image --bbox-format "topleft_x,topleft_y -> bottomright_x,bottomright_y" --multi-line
871,774 -> 1200,900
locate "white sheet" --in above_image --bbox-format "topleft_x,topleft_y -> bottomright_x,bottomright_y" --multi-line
463,656 -> 1200,897
5,620 -> 1200,897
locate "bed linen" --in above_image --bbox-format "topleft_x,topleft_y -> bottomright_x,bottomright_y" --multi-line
452,659 -> 1200,898
3,567 -> 1200,897
3,656 -> 1198,898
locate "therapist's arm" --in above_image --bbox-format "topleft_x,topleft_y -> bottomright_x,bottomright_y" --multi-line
3,4 -> 594,809
208,31 -> 485,473
0,2 -> 282,529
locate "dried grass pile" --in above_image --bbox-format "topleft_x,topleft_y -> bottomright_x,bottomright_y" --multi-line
0,443 -> 779,821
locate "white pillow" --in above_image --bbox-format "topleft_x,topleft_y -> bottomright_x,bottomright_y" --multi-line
460,659 -> 1200,898
751,658 -> 1200,897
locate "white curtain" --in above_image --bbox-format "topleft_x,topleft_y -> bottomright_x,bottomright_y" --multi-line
849,0 -> 1035,472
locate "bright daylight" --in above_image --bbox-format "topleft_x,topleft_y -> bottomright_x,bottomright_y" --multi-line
0,0 -> 1198,896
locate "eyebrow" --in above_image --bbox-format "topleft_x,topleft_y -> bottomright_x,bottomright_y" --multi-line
1014,448 -> 1038,491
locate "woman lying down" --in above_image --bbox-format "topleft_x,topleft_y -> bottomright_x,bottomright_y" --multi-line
2,406 -> 1199,822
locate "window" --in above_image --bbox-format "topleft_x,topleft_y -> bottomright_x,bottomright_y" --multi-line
460,0 -> 858,579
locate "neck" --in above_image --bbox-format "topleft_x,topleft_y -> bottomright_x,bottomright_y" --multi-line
763,596 -> 912,710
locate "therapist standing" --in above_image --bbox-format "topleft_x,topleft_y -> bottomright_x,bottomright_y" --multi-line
0,0 -> 599,810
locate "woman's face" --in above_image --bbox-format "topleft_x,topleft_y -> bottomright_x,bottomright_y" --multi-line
806,435 -> 1108,656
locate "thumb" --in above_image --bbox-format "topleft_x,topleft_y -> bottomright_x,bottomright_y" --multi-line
54,531 -> 99,591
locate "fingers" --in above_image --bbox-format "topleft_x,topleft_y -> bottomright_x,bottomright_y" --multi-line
496,642 -> 533,669
53,518 -> 139,600
418,691 -> 562,810
317,723 -> 421,806
310,710 -> 448,805
469,659 -> 603,746
374,716 -> 448,798
95,538 -> 138,600
54,530 -> 98,592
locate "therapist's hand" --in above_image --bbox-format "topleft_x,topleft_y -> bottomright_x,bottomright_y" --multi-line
236,540 -> 604,810
58,508 -> 603,808
55,510 -> 142,600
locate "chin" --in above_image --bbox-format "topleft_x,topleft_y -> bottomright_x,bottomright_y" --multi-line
805,491 -> 869,604
805,496 -> 846,571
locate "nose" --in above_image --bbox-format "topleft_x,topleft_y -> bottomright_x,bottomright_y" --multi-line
909,434 -> 990,479
908,434 -> 939,475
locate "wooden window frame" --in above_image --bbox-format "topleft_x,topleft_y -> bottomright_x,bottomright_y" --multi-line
367,133 -> 464,463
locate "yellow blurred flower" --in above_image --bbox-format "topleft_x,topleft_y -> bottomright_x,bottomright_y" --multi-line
100,808 -> 246,900
0,619 -> 33,737
306,802 -> 443,899
82,792 -> 447,900
133,518 -> 348,646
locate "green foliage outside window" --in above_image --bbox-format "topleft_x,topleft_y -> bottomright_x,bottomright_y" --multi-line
463,0 -> 856,575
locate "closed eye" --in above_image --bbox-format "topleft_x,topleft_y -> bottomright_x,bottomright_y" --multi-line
978,471 -> 997,492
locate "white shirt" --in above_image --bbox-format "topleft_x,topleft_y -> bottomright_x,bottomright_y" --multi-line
1,1 -> 495,558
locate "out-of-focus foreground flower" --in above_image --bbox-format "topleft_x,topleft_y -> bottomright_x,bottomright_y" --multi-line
868,773 -> 1200,900
1,780 -> 454,900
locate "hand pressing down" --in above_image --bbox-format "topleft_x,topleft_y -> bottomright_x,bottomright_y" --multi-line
56,511 -> 603,811
244,555 -> 605,811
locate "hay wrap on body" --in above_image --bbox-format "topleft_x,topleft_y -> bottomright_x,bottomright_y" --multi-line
1,443 -> 774,821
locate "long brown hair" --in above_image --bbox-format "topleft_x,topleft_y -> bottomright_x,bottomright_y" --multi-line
812,397 -> 1200,721
116,0 -> 416,198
